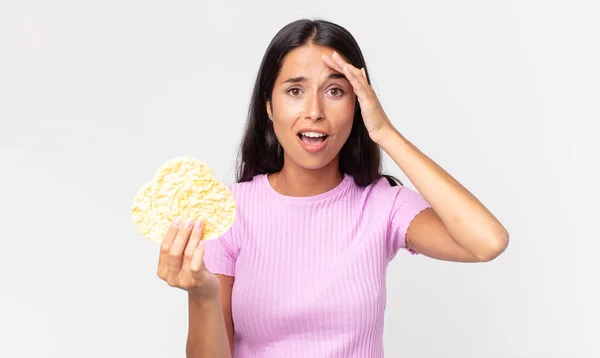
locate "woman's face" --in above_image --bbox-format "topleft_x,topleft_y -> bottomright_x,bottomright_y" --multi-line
266,44 -> 356,171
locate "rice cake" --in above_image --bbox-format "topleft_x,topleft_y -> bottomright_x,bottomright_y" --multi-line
151,156 -> 214,214
131,156 -> 235,243
170,179 -> 236,241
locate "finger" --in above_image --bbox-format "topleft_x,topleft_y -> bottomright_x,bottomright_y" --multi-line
184,219 -> 204,262
361,67 -> 367,81
332,51 -> 363,79
159,217 -> 181,262
329,52 -> 369,97
321,53 -> 344,74
323,52 -> 366,92
190,241 -> 207,277
343,65 -> 370,99
168,218 -> 194,270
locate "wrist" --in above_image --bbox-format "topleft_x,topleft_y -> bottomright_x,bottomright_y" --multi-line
188,292 -> 221,308
374,125 -> 402,147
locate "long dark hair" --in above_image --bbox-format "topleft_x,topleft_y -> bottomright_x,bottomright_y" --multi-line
236,18 -> 401,187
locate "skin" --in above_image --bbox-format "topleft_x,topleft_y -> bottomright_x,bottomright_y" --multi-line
158,43 -> 510,357
268,43 -> 509,261
265,45 -> 356,197
321,48 -> 509,262
157,219 -> 232,357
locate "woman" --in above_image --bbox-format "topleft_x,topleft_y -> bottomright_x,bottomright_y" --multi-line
157,19 -> 509,358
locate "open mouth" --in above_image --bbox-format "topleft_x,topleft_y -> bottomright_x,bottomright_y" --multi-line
298,132 -> 328,145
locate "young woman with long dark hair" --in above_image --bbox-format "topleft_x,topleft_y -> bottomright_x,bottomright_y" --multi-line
156,19 -> 509,358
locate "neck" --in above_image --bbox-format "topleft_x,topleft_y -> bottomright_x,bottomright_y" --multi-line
269,157 -> 344,197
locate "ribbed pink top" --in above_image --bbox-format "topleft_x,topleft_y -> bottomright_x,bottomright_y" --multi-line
203,173 -> 430,357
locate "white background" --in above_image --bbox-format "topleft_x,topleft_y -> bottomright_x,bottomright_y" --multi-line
1,0 -> 598,357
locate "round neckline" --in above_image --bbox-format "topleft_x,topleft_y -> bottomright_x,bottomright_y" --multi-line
261,173 -> 353,204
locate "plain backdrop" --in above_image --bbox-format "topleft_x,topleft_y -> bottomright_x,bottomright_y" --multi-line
1,1 -> 598,357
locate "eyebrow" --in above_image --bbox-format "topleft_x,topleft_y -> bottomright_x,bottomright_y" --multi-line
282,73 -> 347,84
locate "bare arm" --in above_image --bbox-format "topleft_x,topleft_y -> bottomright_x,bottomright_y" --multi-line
380,129 -> 509,262
186,291 -> 232,358
322,52 -> 509,262
215,274 -> 235,355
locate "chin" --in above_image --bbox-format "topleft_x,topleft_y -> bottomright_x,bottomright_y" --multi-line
289,152 -> 338,171
299,161 -> 329,171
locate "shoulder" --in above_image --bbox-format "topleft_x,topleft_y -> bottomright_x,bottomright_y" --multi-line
352,176 -> 428,218
222,174 -> 268,216
371,176 -> 423,200
358,175 -> 407,201
206,175 -> 266,246
225,174 -> 266,195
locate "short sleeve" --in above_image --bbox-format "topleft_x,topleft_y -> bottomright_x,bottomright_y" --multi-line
203,228 -> 238,276
388,185 -> 431,259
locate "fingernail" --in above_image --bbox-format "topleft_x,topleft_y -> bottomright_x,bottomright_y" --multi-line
185,219 -> 194,229
195,219 -> 203,229
172,217 -> 181,227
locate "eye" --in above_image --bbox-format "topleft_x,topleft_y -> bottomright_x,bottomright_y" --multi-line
286,87 -> 302,96
328,87 -> 344,97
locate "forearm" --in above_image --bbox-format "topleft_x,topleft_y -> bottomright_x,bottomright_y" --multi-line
186,294 -> 232,358
378,127 -> 509,258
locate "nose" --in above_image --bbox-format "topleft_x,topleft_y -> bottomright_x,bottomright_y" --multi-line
305,92 -> 324,122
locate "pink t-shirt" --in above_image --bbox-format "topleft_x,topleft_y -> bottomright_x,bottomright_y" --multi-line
203,173 -> 431,357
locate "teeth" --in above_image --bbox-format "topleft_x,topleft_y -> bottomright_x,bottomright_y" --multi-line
300,132 -> 326,138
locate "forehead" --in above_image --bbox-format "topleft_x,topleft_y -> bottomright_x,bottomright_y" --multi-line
277,44 -> 342,78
